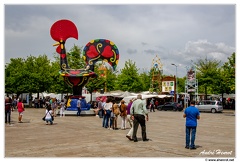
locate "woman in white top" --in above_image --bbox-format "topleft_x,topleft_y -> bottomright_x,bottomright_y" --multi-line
45,104 -> 53,125
103,98 -> 113,129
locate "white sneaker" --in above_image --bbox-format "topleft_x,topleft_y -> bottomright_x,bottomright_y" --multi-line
109,128 -> 113,130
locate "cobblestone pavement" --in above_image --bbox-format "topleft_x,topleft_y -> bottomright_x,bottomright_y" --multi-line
4,108 -> 236,159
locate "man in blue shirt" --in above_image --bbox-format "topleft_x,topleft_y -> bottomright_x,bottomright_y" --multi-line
183,100 -> 200,149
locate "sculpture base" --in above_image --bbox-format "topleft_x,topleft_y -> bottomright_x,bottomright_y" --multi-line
65,95 -> 95,115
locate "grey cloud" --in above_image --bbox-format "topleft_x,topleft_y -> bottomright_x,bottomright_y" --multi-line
4,4 -> 235,79
144,49 -> 159,55
141,42 -> 147,46
126,49 -> 137,55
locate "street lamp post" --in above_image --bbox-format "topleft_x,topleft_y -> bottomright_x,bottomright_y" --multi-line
171,63 -> 178,103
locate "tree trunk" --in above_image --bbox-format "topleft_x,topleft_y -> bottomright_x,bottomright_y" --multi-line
204,86 -> 207,100
90,92 -> 93,102
29,93 -> 33,108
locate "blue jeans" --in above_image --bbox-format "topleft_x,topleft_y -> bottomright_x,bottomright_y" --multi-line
98,109 -> 103,118
102,113 -> 106,127
77,108 -> 81,116
186,126 -> 197,148
103,110 -> 111,128
5,109 -> 11,124
45,118 -> 53,124
110,117 -> 113,128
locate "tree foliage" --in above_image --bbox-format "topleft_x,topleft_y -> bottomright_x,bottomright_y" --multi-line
66,44 -> 86,69
5,55 -> 52,96
139,71 -> 151,91
218,52 -> 235,94
115,60 -> 143,92
5,43 -> 235,101
195,57 -> 221,98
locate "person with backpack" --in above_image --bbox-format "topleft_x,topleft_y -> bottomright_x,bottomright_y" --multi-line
119,100 -> 127,130
112,101 -> 120,130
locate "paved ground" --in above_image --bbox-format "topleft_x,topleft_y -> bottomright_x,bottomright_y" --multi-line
4,108 -> 236,159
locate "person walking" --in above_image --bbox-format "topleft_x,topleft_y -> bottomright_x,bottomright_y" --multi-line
5,96 -> 13,125
59,99 -> 65,117
17,98 -> 25,123
150,98 -> 155,112
130,94 -> 149,142
183,100 -> 200,150
51,98 -> 57,117
126,99 -> 134,140
12,97 -> 17,110
77,97 -> 82,117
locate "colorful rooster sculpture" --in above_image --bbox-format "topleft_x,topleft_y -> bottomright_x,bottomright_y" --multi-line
50,19 -> 119,97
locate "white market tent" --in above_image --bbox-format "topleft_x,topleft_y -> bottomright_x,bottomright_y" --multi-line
115,91 -> 135,98
122,94 -> 172,104
32,93 -> 64,100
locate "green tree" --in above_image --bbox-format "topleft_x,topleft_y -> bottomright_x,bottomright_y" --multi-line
115,60 -> 143,92
85,64 -> 105,101
105,67 -> 118,92
139,71 -> 151,91
177,77 -> 186,93
5,55 -> 52,106
66,44 -> 86,69
195,57 -> 221,99
48,59 -> 72,94
222,52 -> 235,93
212,52 -> 235,96
5,58 -> 26,96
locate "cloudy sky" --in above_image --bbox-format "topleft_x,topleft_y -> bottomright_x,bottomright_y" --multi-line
4,2 -> 236,78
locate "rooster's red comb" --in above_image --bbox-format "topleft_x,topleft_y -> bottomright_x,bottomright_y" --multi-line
50,19 -> 78,41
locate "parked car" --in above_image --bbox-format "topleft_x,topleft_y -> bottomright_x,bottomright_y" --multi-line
157,102 -> 183,111
195,100 -> 223,113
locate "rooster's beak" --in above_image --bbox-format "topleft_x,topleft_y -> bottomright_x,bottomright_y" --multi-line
53,42 -> 60,46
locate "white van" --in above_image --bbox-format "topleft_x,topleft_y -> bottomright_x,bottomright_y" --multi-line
195,100 -> 223,113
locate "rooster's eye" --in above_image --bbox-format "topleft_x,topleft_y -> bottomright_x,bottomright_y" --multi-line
62,63 -> 66,70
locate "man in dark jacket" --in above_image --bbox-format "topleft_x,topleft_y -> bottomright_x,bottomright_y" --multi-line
5,96 -> 13,125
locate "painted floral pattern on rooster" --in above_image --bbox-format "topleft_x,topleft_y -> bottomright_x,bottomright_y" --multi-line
83,39 -> 119,71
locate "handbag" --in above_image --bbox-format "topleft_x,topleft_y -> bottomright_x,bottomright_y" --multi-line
51,115 -> 54,121
42,110 -> 51,121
